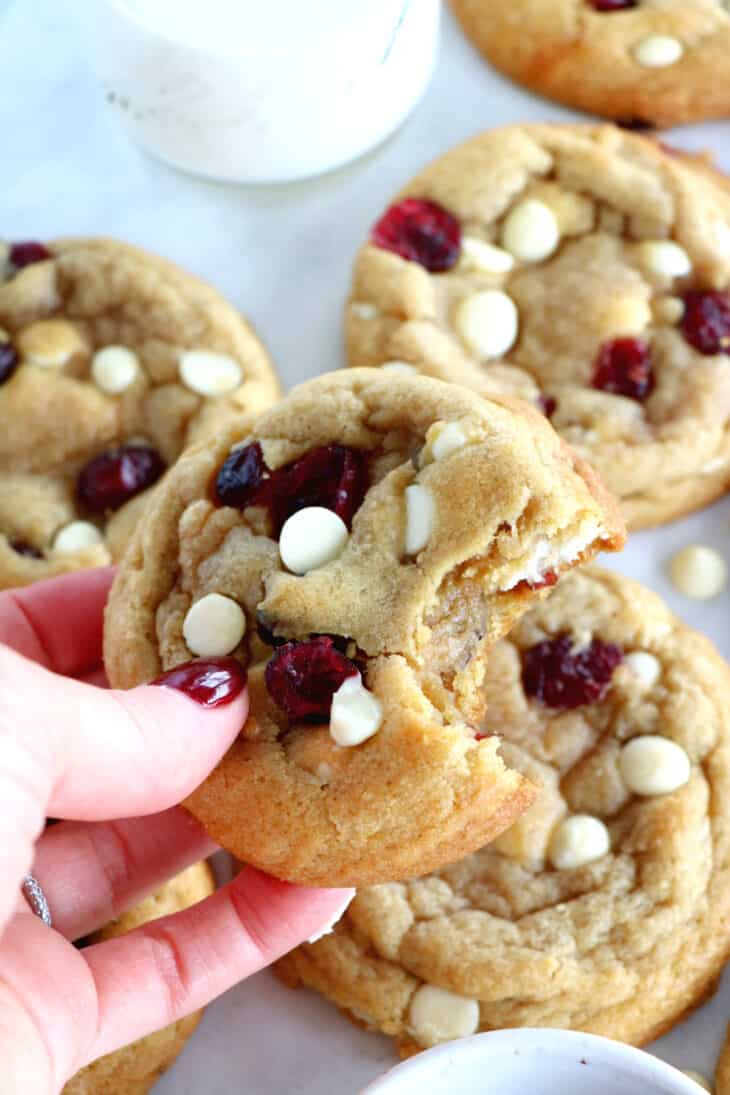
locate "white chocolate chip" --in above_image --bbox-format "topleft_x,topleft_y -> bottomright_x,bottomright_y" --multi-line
381,361 -> 417,375
454,290 -> 519,359
501,199 -> 560,264
634,35 -> 683,68
701,457 -> 727,475
504,519 -> 600,590
682,1072 -> 712,1092
179,350 -> 242,396
653,296 -> 684,325
624,651 -> 661,691
619,735 -> 691,796
182,592 -> 246,656
409,985 -> 480,1047
91,345 -> 140,394
404,484 -> 435,555
713,221 -> 730,256
329,674 -> 383,747
460,236 -> 515,274
549,815 -> 610,871
669,545 -> 727,599
315,762 -> 333,783
279,506 -> 348,575
52,520 -> 104,554
351,302 -> 379,320
424,420 -> 469,464
637,240 -> 692,279
596,296 -> 652,337
17,319 -> 86,368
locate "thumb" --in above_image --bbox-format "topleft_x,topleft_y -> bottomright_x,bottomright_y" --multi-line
1,643 -> 247,823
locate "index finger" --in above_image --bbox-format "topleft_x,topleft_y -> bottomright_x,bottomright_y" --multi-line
0,568 -> 114,677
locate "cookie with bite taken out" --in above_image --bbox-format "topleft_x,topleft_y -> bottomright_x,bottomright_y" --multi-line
104,368 -> 624,887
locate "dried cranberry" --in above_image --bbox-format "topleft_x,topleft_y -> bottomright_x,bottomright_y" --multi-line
215,442 -> 266,508
265,636 -> 359,721
267,444 -> 369,533
680,291 -> 730,355
593,338 -> 654,401
11,541 -> 43,559
0,342 -> 19,385
77,445 -> 165,513
512,570 -> 558,594
371,198 -> 461,273
538,394 -> 557,418
522,634 -> 623,709
9,241 -> 51,268
590,0 -> 637,9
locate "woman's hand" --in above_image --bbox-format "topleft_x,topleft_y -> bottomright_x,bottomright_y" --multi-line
0,568 -> 353,1094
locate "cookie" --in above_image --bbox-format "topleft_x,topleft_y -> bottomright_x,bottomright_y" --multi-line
104,368 -> 624,887
346,123 -> 730,529
450,0 -> 730,128
0,237 -> 280,590
63,861 -> 215,1095
278,568 -> 730,1054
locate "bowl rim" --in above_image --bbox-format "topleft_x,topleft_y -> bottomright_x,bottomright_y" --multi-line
360,1028 -> 706,1094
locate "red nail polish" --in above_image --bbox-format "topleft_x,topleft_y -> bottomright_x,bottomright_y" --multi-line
151,657 -> 247,708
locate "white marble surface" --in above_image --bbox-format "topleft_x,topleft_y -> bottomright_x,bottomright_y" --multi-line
2,1 -> 730,1092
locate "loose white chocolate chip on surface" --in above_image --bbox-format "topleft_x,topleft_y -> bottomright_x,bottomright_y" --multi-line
182,592 -> 246,656
454,289 -> 519,359
624,651 -> 662,690
329,675 -> 383,747
634,35 -> 684,68
18,319 -> 85,368
682,1072 -> 712,1092
637,240 -> 692,279
501,199 -> 560,263
279,506 -> 348,575
179,349 -> 243,396
549,814 -> 610,871
404,483 -> 435,555
669,545 -> 727,599
52,520 -> 104,554
619,735 -> 691,796
460,236 -> 515,274
409,985 -> 480,1047
91,345 -> 140,394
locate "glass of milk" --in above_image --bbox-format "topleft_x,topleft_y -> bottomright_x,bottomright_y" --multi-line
75,0 -> 441,183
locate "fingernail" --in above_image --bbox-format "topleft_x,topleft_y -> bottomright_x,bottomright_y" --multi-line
151,656 -> 247,708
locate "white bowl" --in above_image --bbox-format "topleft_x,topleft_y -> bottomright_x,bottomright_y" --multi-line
361,1029 -> 705,1095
